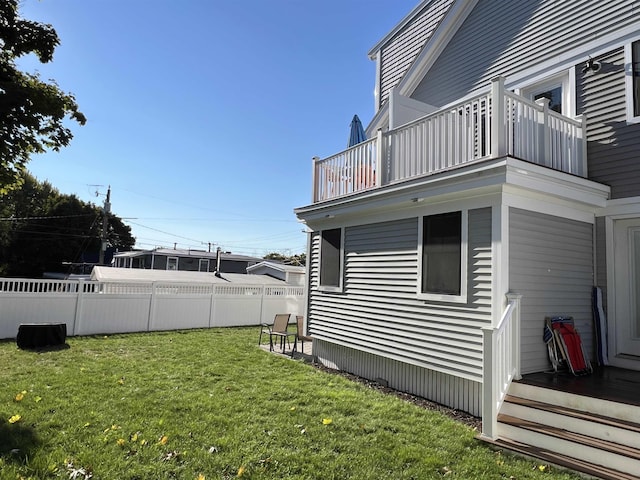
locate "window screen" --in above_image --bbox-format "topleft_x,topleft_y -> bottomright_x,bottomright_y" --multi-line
422,212 -> 461,295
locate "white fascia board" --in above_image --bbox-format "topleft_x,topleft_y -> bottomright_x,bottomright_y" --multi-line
597,197 -> 640,218
397,0 -> 479,97
504,160 -> 610,208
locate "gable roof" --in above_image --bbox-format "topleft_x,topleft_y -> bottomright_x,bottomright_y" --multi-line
366,0 -> 478,134
246,261 -> 305,275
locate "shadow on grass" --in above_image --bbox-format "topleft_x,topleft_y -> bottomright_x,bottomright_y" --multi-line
0,421 -> 41,465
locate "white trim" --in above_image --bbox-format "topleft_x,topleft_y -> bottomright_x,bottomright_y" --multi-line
519,71 -> 571,116
417,209 -> 468,304
625,40 -> 640,124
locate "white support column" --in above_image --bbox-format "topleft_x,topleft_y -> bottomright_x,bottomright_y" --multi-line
72,279 -> 85,336
481,325 -> 498,440
490,77 -> 506,158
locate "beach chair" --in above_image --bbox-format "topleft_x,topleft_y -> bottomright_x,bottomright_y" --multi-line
545,316 -> 592,376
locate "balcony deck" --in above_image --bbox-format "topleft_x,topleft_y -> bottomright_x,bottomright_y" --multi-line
312,77 -> 586,203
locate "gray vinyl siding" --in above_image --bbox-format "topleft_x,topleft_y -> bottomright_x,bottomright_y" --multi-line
308,208 -> 492,414
509,208 -> 594,375
314,339 -> 482,416
378,0 -> 454,109
576,47 -> 640,199
412,0 -> 639,108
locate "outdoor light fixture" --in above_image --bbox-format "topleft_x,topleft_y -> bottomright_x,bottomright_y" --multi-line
581,57 -> 601,74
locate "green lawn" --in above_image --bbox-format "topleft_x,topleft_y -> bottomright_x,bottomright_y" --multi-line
0,327 -> 581,479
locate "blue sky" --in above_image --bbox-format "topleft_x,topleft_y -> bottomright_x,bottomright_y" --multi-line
18,0 -> 417,257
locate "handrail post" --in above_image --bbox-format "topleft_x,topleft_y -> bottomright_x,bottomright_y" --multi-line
311,156 -> 319,202
491,76 -> 506,158
376,129 -> 383,187
482,324 -> 497,439
577,114 -> 588,177
535,97 -> 551,167
506,292 -> 522,380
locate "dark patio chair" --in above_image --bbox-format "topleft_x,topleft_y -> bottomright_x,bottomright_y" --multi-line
259,313 -> 295,353
293,315 -> 312,356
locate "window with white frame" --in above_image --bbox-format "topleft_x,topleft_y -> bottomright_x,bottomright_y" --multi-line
418,211 -> 467,302
319,228 -> 343,291
199,259 -> 210,272
626,40 -> 640,122
166,257 -> 178,271
521,72 -> 570,115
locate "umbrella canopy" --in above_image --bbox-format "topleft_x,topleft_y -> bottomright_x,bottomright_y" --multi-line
347,114 -> 367,147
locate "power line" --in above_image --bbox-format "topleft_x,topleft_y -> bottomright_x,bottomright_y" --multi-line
0,214 -> 96,221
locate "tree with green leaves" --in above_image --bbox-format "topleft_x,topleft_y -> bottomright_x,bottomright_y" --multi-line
0,173 -> 135,277
0,0 -> 86,193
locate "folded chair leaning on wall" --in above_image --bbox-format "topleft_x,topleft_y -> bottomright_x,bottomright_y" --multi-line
544,316 -> 593,376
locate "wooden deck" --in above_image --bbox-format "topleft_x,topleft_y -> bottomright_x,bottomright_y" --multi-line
518,366 -> 640,407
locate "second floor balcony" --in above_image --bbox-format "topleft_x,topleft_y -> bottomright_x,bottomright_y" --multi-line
312,77 -> 587,203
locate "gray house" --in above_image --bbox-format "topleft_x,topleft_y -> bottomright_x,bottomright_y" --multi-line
295,1 -> 640,478
112,248 -> 262,274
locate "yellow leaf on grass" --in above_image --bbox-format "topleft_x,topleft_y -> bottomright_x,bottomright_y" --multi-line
159,435 -> 168,445
116,438 -> 126,447
538,465 -> 547,472
34,396 -> 42,403
9,414 -> 21,424
237,465 -> 246,477
197,475 -> 206,480
322,418 -> 332,425
14,391 -> 27,401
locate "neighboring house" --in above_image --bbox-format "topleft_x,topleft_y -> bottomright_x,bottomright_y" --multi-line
295,1 -> 640,477
246,261 -> 306,286
112,248 -> 262,274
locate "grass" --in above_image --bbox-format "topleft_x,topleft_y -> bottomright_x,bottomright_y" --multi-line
0,327 -> 582,480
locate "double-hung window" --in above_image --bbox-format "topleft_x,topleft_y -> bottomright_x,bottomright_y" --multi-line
167,257 -> 178,271
626,40 -> 640,122
418,211 -> 467,303
319,228 -> 343,291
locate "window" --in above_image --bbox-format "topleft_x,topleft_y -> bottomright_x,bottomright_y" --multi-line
626,40 -> 640,122
199,259 -> 210,272
319,228 -> 343,290
419,211 -> 467,302
521,72 -> 570,115
167,257 -> 178,271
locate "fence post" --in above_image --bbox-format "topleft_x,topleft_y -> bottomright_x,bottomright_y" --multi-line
208,284 -> 216,328
72,279 -> 85,336
490,76 -> 506,158
147,282 -> 157,332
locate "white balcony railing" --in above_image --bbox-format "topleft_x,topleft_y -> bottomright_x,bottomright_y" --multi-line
312,77 -> 587,202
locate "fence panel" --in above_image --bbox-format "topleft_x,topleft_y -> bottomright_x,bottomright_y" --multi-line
0,278 -> 305,339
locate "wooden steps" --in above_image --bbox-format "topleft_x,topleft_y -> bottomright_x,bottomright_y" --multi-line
481,382 -> 640,480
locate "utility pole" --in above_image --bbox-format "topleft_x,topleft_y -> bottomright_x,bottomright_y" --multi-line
99,186 -> 111,265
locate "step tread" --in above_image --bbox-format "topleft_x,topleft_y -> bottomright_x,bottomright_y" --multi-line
482,436 -> 640,480
498,413 -> 640,460
504,394 -> 640,433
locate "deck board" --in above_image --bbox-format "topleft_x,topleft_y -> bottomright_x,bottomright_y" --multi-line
519,367 -> 640,407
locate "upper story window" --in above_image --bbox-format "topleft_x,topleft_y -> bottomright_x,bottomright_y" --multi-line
319,228 -> 343,291
521,72 -> 570,116
626,40 -> 640,123
418,211 -> 468,303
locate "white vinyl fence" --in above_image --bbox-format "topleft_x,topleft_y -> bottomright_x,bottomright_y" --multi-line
0,278 -> 305,339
